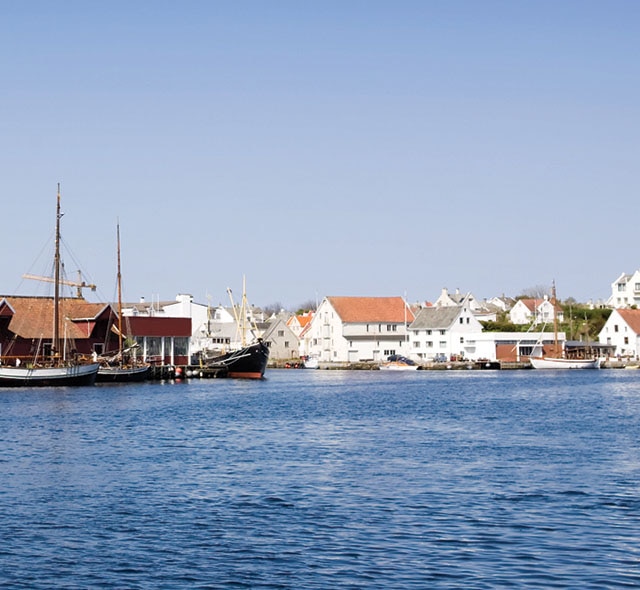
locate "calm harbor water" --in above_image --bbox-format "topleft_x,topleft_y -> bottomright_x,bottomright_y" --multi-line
1,369 -> 639,589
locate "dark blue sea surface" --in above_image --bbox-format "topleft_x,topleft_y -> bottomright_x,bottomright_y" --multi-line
1,369 -> 639,589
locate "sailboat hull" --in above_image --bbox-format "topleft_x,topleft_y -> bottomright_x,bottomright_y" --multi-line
96,365 -> 150,383
207,341 -> 270,379
0,363 -> 100,387
530,357 -> 600,369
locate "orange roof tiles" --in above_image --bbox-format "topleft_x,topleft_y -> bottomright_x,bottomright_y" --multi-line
0,296 -> 110,339
297,314 -> 314,328
618,309 -> 640,335
327,296 -> 413,323
286,312 -> 314,328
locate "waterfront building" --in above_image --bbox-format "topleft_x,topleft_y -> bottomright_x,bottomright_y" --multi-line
408,300 -> 484,361
598,308 -> 640,359
509,296 -> 564,325
306,296 -> 414,363
608,270 -> 640,309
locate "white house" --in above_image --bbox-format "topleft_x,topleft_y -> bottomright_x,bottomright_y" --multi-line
262,317 -> 300,361
123,294 -> 265,359
306,296 -> 414,363
598,308 -> 640,359
408,299 -> 484,361
287,312 -> 314,338
485,296 -> 514,313
509,297 -> 563,325
608,271 -> 640,309
434,288 -> 484,312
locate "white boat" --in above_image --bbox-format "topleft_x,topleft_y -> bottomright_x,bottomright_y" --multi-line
0,185 -> 99,387
529,282 -> 599,370
530,356 -> 600,369
379,355 -> 419,371
303,356 -> 319,369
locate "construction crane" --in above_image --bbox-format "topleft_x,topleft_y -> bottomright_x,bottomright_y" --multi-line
23,271 -> 97,298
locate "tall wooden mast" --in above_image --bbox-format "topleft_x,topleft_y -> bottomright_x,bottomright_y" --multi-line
53,183 -> 62,360
551,280 -> 559,356
116,221 -> 123,356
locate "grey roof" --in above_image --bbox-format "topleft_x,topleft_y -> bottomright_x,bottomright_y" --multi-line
410,306 -> 461,330
262,318 -> 296,341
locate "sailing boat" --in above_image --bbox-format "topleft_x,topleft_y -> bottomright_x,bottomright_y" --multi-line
529,282 -> 600,369
96,222 -> 150,383
203,277 -> 270,379
0,185 -> 100,386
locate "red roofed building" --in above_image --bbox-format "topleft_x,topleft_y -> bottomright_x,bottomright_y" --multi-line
509,297 -> 564,325
599,308 -> 640,359
306,296 -> 414,363
0,296 -> 191,366
0,296 -> 115,363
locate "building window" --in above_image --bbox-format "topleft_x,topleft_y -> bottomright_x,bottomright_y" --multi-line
624,337 -> 629,345
284,341 -> 289,348
147,337 -> 162,358
459,318 -> 464,324
466,318 -> 470,324
427,330 -> 432,335
278,330 -> 284,337
460,337 -> 464,344
439,341 -> 447,348
426,341 -> 433,348
384,349 -> 396,356
440,330 -> 446,335
615,325 -> 619,332
174,337 -> 189,356
414,341 -> 420,348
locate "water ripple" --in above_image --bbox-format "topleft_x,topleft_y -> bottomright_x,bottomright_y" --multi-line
1,370 -> 639,588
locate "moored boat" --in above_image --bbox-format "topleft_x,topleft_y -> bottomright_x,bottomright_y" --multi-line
529,282 -> 599,370
0,185 -> 99,387
96,222 -> 149,383
379,354 -> 419,371
96,363 -> 150,382
206,339 -> 270,379
530,356 -> 600,369
0,362 -> 99,387
197,278 -> 270,379
303,355 -> 319,369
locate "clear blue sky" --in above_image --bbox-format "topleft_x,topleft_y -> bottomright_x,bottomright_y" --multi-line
2,1 -> 638,309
